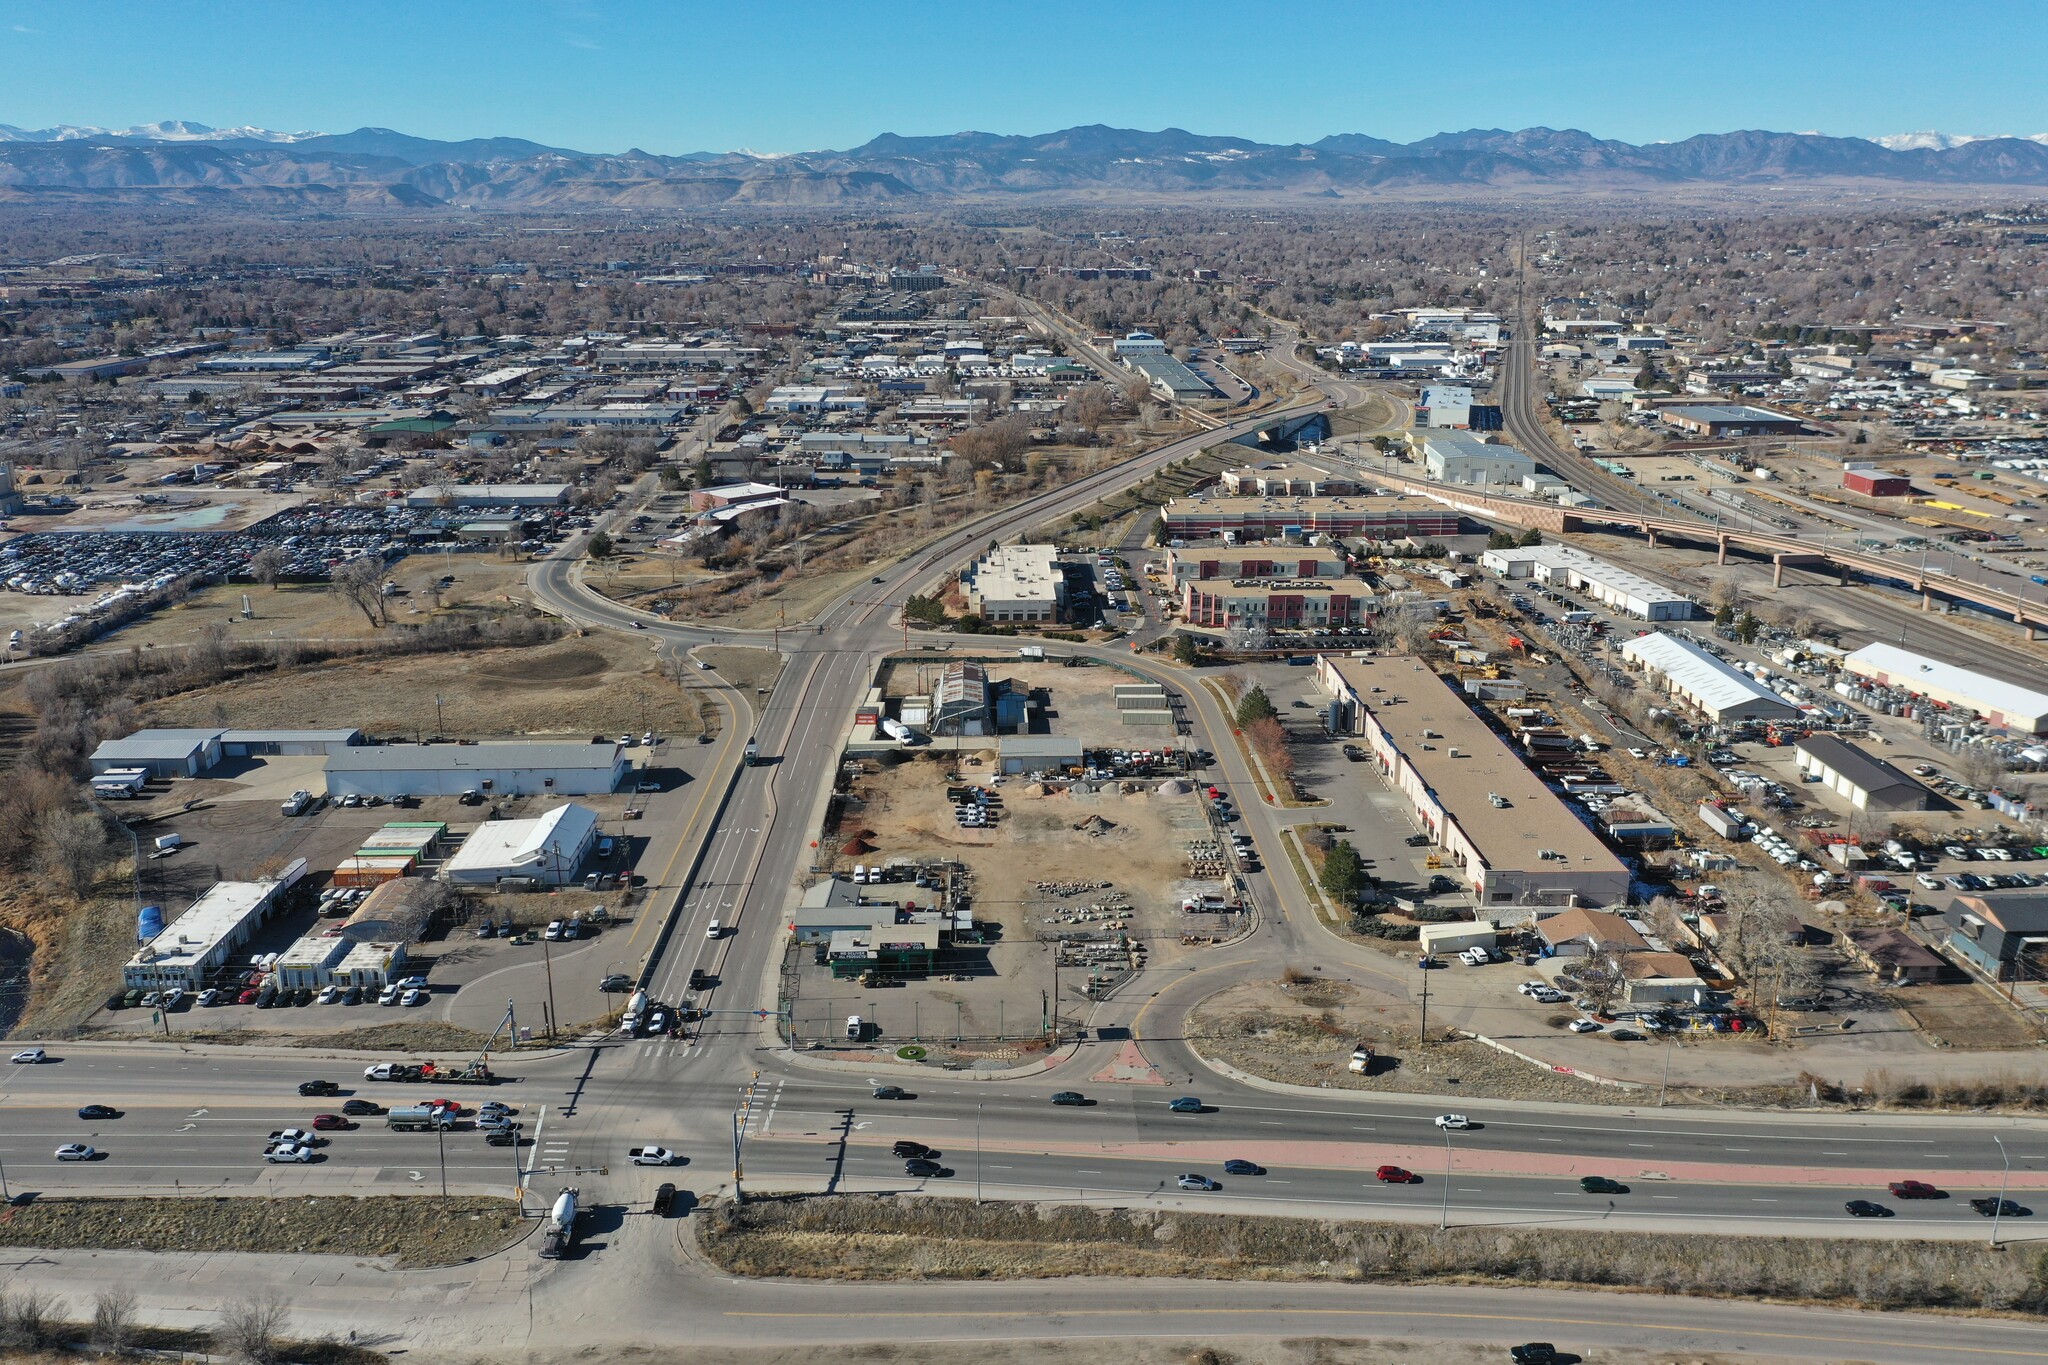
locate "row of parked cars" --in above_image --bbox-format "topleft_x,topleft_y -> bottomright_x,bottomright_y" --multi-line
107,974 -> 429,1013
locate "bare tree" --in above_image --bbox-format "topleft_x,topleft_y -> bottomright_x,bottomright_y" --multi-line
328,556 -> 389,628
1955,744 -> 2006,794
249,545 -> 287,592
35,808 -> 111,898
215,1292 -> 291,1365
92,1287 -> 138,1354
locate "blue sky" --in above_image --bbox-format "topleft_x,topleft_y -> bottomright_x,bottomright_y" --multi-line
3,0 -> 2045,153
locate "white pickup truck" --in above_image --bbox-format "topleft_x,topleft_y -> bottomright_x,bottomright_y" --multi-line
628,1146 -> 678,1167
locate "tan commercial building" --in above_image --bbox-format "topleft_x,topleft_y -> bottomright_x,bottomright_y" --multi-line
1182,579 -> 1370,629
1220,463 -> 1357,497
963,543 -> 1064,623
1162,494 -> 1460,541
1165,544 -> 1348,584
1317,655 -> 1630,908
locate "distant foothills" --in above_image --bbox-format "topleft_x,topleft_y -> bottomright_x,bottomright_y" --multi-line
5,119 -> 2048,207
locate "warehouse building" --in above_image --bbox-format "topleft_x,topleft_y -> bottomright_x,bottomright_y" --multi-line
1843,468 -> 1911,497
962,543 -> 1064,623
1618,633 -> 1801,723
325,741 -> 626,799
998,734 -> 1085,775
1162,494 -> 1460,541
90,728 -> 225,779
1316,655 -> 1630,908
219,728 -> 364,759
1659,404 -> 1807,438
440,802 -> 601,887
1842,643 -> 2048,735
123,866 -> 307,991
1164,544 -> 1347,584
401,483 -> 571,508
1421,432 -> 1536,487
1794,735 -> 1932,811
1478,545 -> 1693,620
1130,354 -> 1218,401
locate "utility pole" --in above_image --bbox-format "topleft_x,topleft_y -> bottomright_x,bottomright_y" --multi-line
437,1122 -> 449,1199
975,1102 -> 984,1205
1659,1034 -> 1674,1108
540,933 -> 558,1039
1438,1125 -> 1454,1231
1418,966 -> 1430,1044
1992,1135 -> 2011,1248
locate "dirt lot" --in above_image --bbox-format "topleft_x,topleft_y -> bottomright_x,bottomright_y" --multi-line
792,753 -> 1224,1050
1885,978 -> 2044,1049
147,631 -> 713,740
1187,977 -> 1643,1106
0,1194 -> 522,1267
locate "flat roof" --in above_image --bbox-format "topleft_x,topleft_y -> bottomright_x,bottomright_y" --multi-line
327,742 -> 622,773
1619,633 -> 1799,718
1795,734 -> 1922,797
1325,656 -> 1624,875
1664,404 -> 1802,423
999,735 -> 1084,755
130,880 -> 274,969
1165,494 -> 1453,517
1482,546 -> 1691,609
220,728 -> 363,745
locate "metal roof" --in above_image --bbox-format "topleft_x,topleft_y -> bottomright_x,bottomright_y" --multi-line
1665,404 -> 1802,423
92,728 -> 225,761
1794,734 -> 1921,799
1844,643 -> 2048,732
327,741 -> 622,772
1619,633 -> 1798,719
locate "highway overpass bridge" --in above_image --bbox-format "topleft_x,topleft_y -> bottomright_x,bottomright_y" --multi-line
1359,467 -> 2048,638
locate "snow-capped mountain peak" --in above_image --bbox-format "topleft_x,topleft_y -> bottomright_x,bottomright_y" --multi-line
1874,130 -> 2048,151
0,120 -> 325,144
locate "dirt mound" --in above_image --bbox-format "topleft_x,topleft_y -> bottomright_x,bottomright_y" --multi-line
1073,815 -> 1117,836
1021,782 -> 1047,796
1156,778 -> 1191,795
842,836 -> 876,856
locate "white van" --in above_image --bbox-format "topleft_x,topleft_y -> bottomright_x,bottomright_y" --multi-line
852,864 -> 866,884
705,919 -> 722,940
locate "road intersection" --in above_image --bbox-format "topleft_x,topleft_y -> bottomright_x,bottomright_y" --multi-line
8,342 -> 2048,1358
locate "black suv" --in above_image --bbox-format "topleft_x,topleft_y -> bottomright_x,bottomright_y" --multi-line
341,1099 -> 383,1116
892,1140 -> 934,1159
298,1079 -> 340,1097
688,968 -> 711,991
1509,1347 -> 1558,1365
903,1158 -> 946,1178
652,1183 -> 678,1215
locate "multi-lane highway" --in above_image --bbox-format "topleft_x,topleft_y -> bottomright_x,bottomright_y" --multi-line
10,327 -> 2048,1359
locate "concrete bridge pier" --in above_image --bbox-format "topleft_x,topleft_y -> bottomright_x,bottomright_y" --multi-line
1716,534 -> 1729,565
1771,552 -> 1829,588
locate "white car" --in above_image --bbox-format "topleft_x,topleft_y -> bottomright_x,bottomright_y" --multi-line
317,986 -> 341,1005
1517,981 -> 1547,996
55,1143 -> 96,1161
267,1128 -> 316,1147
378,985 -> 401,1006
1568,1018 -> 1603,1033
1434,1114 -> 1471,1130
401,988 -> 426,1007
266,1143 -> 316,1163
1917,874 -> 1943,890
12,1047 -> 46,1064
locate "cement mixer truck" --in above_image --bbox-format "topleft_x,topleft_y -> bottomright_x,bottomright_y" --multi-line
540,1187 -> 579,1259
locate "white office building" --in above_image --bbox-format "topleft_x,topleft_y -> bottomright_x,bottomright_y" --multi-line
1422,385 -> 1473,428
962,543 -> 1065,623
325,742 -> 626,800
123,866 -> 307,991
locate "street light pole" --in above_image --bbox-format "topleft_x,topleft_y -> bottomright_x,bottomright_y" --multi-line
1992,1135 -> 2011,1248
1659,1035 -> 1674,1107
437,1121 -> 449,1199
975,1102 -> 984,1205
540,934 -> 558,1039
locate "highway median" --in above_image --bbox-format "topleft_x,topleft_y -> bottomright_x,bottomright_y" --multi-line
700,1193 -> 2048,1316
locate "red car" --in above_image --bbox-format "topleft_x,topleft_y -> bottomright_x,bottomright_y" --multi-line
237,987 -> 260,1005
1376,1165 -> 1418,1184
1888,1179 -> 1943,1199
428,1099 -> 460,1114
310,1113 -> 351,1131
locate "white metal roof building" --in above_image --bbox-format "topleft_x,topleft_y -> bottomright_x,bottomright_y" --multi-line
1843,643 -> 2048,735
123,870 -> 304,990
1479,545 -> 1693,620
325,742 -> 625,799
1619,632 -> 1801,723
440,802 -> 601,886
402,483 -> 570,508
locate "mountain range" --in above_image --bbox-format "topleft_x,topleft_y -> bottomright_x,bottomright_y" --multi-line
5,121 -> 2048,208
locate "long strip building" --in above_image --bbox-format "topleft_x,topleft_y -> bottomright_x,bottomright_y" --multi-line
1317,655 -> 1631,908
